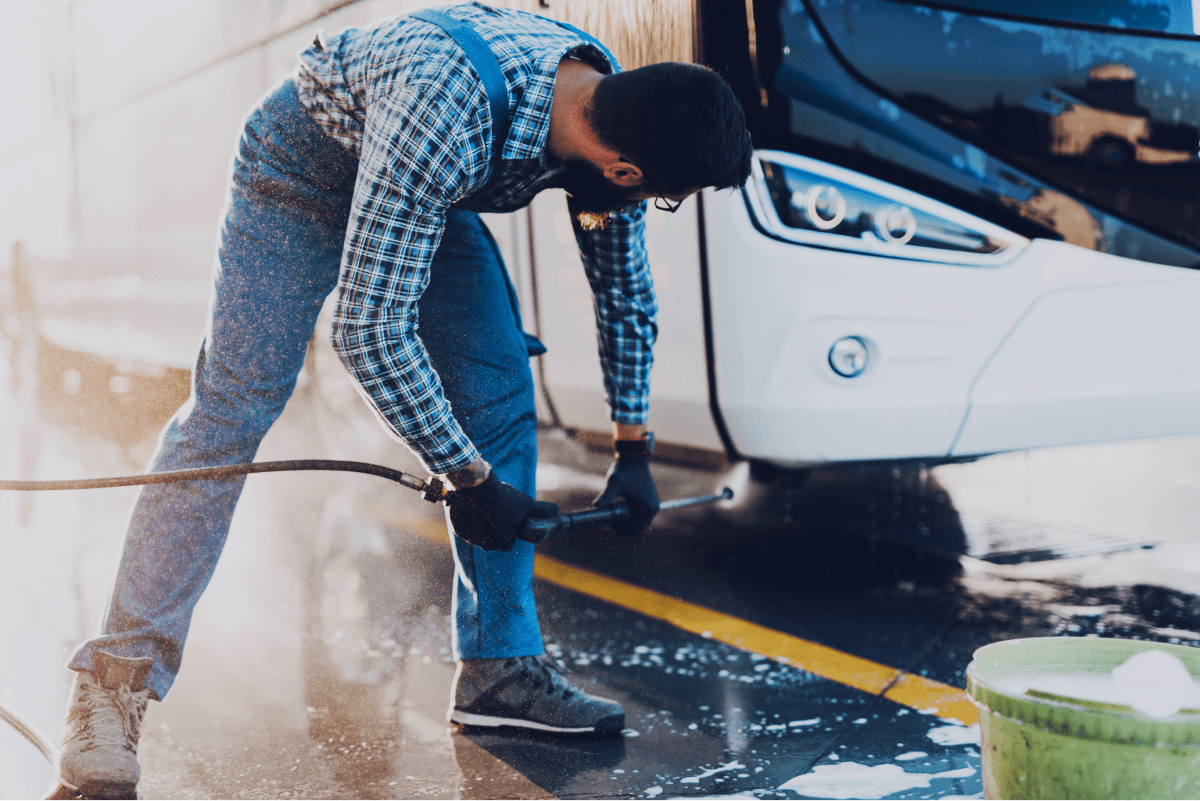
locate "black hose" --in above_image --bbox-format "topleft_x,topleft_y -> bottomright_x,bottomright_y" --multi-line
0,459 -> 448,500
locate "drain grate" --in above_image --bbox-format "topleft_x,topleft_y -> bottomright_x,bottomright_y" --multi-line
959,511 -> 1157,564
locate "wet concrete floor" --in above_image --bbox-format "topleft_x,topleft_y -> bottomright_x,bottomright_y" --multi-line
4,332 -> 1200,799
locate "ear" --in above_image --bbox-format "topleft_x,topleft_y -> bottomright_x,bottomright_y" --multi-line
601,159 -> 644,188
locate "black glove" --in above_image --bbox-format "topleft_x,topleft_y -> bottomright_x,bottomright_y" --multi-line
448,471 -> 559,552
594,451 -> 661,537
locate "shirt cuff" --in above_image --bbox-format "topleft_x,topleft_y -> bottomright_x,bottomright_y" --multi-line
417,441 -> 482,477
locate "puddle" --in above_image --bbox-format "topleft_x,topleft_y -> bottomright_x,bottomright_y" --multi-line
959,510 -> 1156,564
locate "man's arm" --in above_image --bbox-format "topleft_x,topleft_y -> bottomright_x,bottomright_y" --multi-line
331,72 -> 492,477
570,201 -> 658,431
323,32 -> 560,551
572,202 -> 661,535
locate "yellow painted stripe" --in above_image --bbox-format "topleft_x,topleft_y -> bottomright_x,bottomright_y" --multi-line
401,520 -> 978,725
531,554 -> 979,726
884,672 -> 981,725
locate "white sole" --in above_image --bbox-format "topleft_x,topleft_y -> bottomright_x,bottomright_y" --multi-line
449,709 -> 597,733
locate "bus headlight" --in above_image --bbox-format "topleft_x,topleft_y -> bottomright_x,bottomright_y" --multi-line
744,150 -> 1027,266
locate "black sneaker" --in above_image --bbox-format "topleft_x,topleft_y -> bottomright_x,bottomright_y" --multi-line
56,652 -> 154,800
449,655 -> 624,735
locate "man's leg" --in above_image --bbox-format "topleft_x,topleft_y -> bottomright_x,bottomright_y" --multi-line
419,210 -> 542,659
420,210 -> 623,734
58,75 -> 355,797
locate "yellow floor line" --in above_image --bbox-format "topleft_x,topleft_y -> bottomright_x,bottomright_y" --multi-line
402,520 -> 978,725
531,556 -> 979,726
883,672 -> 980,724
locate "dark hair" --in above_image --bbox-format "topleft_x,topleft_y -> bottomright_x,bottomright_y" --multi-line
585,62 -> 753,196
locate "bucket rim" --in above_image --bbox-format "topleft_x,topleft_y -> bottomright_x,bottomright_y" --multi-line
966,636 -> 1200,748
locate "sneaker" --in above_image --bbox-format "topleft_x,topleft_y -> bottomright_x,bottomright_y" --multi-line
57,651 -> 155,800
449,655 -> 624,735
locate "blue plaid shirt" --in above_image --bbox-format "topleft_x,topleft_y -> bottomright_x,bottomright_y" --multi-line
296,2 -> 656,475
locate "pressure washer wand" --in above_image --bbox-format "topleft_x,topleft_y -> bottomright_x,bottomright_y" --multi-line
516,487 -> 733,544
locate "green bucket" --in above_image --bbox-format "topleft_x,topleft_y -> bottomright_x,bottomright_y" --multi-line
966,637 -> 1200,799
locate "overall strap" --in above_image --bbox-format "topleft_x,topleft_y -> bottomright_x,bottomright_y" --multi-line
409,7 -> 620,174
409,7 -> 511,174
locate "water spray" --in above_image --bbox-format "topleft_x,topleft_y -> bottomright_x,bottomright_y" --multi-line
0,456 -> 732,786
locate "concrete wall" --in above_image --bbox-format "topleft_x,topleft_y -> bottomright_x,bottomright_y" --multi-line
6,0 -> 692,270
1,0 -> 694,360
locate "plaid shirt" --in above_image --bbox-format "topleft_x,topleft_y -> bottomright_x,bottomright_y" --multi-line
296,2 -> 656,475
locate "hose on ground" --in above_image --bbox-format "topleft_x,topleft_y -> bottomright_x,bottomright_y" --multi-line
0,693 -> 58,796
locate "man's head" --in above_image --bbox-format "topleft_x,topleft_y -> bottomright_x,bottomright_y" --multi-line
561,61 -> 753,226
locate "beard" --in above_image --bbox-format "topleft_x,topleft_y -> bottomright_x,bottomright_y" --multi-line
559,158 -> 642,230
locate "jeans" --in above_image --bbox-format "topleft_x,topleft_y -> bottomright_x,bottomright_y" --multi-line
67,75 -> 544,701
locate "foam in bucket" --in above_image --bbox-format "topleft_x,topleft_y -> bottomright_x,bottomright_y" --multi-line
990,649 -> 1200,718
967,637 -> 1200,799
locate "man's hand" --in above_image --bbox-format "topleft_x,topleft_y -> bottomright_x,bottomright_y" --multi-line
448,469 -> 559,552
593,429 -> 660,537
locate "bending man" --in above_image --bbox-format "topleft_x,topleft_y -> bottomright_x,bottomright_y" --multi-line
56,3 -> 752,797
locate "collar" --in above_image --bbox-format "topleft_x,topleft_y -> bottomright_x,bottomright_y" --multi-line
505,41 -> 617,167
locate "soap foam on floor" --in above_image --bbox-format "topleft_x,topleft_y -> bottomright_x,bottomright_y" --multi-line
927,723 -> 982,746
778,762 -> 976,799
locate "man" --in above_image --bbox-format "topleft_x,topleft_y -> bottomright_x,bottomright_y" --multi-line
55,2 -> 752,797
